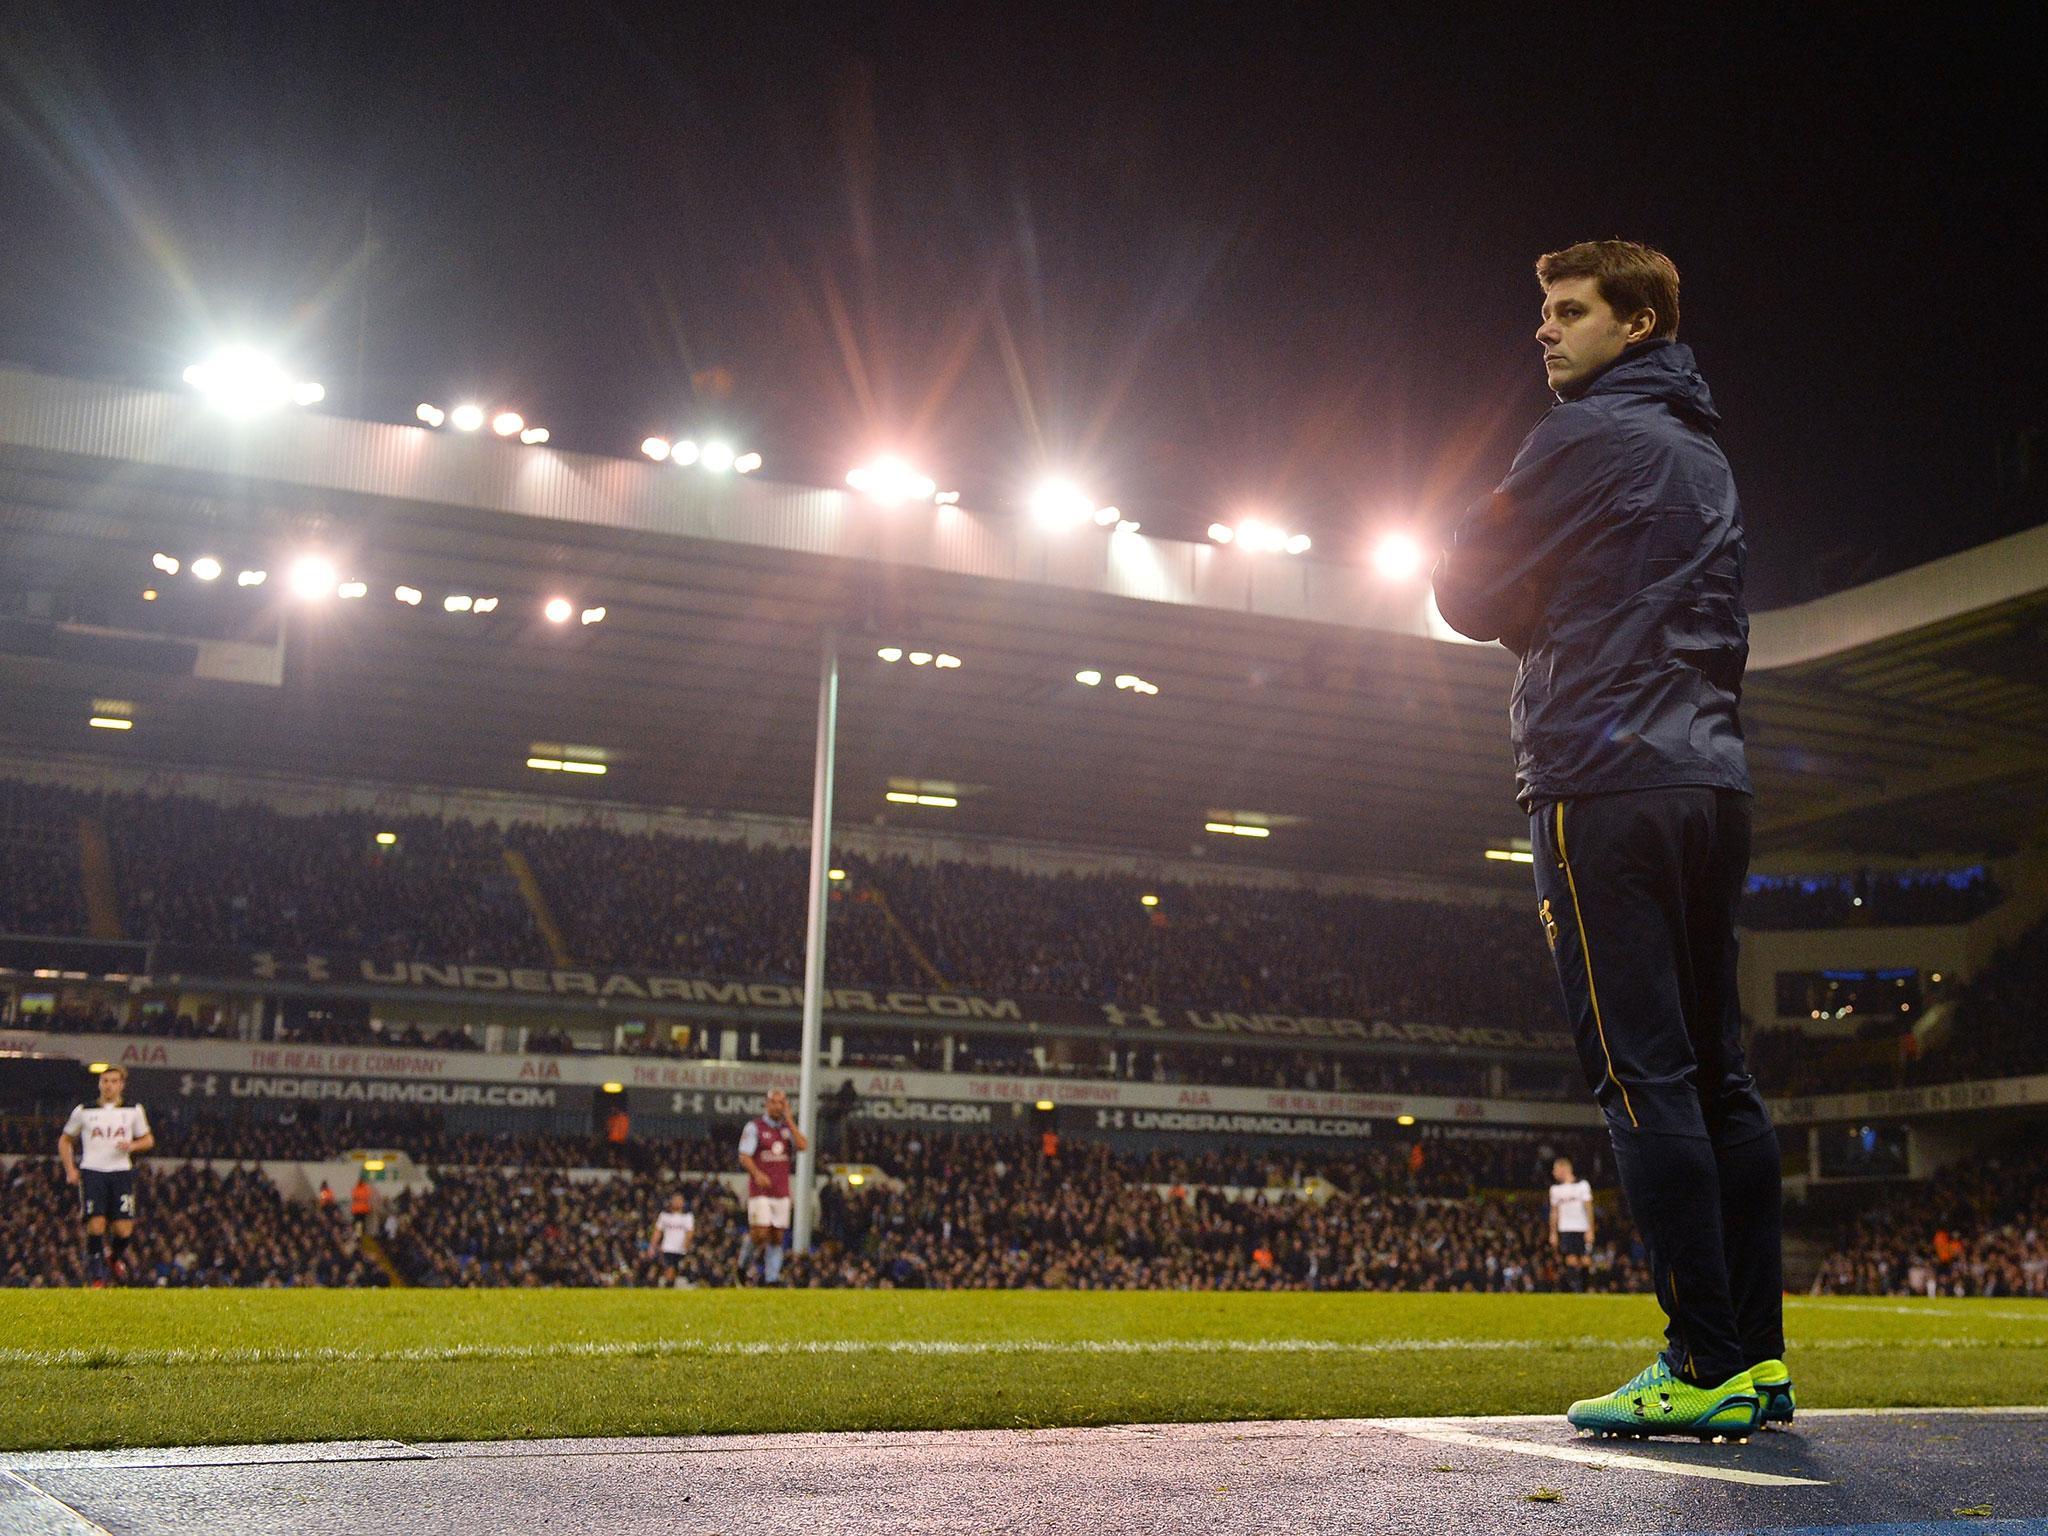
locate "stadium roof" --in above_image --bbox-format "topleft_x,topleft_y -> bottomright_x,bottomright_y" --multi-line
2,365 -> 2045,881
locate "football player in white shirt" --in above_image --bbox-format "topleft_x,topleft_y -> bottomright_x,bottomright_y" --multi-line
648,1192 -> 696,1284
1548,1156 -> 1596,1293
58,1066 -> 154,1285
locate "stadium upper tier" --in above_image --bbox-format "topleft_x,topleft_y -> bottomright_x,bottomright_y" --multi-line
3,365 -> 2046,876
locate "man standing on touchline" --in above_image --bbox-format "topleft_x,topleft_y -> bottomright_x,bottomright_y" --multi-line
737,1088 -> 807,1285
1433,240 -> 1793,1438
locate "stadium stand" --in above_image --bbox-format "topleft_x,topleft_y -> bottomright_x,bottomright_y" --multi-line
1740,867 -> 2004,930
1812,1142 -> 2048,1298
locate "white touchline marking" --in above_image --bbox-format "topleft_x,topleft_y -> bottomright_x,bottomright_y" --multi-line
1358,1420 -> 1830,1488
1787,1299 -> 2048,1324
0,1468 -> 115,1534
1,1333 -> 2032,1371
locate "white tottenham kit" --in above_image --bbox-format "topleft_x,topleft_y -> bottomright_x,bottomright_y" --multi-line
1550,1177 -> 1594,1233
655,1210 -> 695,1254
62,1103 -> 151,1171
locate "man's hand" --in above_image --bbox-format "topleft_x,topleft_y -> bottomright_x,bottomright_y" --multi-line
1549,1231 -> 1559,1250
63,1163 -> 81,1186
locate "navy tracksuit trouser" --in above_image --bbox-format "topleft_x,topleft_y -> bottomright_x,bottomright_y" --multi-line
1529,786 -> 1785,1385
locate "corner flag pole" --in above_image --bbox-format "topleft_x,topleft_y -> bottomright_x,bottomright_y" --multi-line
792,628 -> 839,1253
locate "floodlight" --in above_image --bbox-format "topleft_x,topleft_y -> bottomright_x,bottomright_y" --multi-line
602,1081 -> 624,1094
877,647 -> 903,662
1371,531 -> 1424,581
1284,533 -> 1313,555
579,606 -> 605,625
672,439 -> 700,466
416,403 -> 447,427
1207,523 -> 1234,544
182,347 -> 321,416
1483,848 -> 1534,864
934,653 -> 961,668
1139,894 -> 1159,907
375,831 -> 397,846
152,553 -> 180,575
450,403 -> 485,432
700,441 -> 735,472
291,381 -> 326,407
828,868 -> 847,881
1034,1100 -> 1055,1112
560,760 -> 606,775
1029,478 -> 1094,529
1093,505 -> 1121,527
238,569 -> 267,587
190,556 -> 222,582
908,651 -> 933,666
141,589 -> 157,601
337,581 -> 368,600
491,411 -> 524,437
287,555 -> 338,600
1075,669 -> 1102,686
444,595 -> 473,613
1116,520 -> 1141,535
641,437 -> 671,462
934,490 -> 962,505
519,426 -> 549,445
527,757 -> 565,771
88,716 -> 133,731
544,598 -> 573,623
394,586 -> 422,606
1396,1114 -> 1417,1127
847,456 -> 936,504
1204,821 -> 1270,838
472,597 -> 499,614
734,452 -> 762,474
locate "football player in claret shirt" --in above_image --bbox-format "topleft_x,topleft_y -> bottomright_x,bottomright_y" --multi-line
58,1065 -> 154,1285
736,1088 -> 807,1285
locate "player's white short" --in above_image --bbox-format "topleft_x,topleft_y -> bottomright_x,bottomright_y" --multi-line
747,1195 -> 792,1230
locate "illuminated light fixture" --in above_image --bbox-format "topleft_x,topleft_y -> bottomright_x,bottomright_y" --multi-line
1114,674 -> 1160,696
394,586 -> 422,606
141,589 -> 157,601
1116,519 -> 1141,534
1483,848 -> 1535,864
1218,518 -> 1308,555
1075,669 -> 1102,686
908,651 -> 933,666
560,759 -> 606,775
152,553 -> 180,575
846,1171 -> 866,1186
641,436 -> 671,462
237,569 -> 267,587
1207,522 -> 1235,544
601,1082 -> 624,1094
472,597 -> 499,614
885,791 -> 958,808
520,426 -> 550,446
375,831 -> 397,846
1028,478 -> 1096,530
1396,1114 -> 1417,1127
1139,893 -> 1160,908
734,452 -> 762,474
363,1158 -> 386,1173
528,756 -> 565,771
699,441 -> 735,472
1204,821 -> 1271,838
671,439 -> 700,466
1092,505 -> 1121,527
934,490 -> 962,506
877,647 -> 904,662
828,868 -> 847,881
190,556 -> 223,581
544,598 -> 573,623
444,594 -> 474,613
1371,531 -> 1425,581
1034,1099 -> 1055,1112
287,555 -> 339,600
1285,533 -> 1313,555
491,411 -> 524,437
182,347 -> 323,416
416,403 -> 447,427
579,606 -> 605,625
934,653 -> 961,669
450,403 -> 486,432
337,581 -> 368,600
88,715 -> 133,731
846,456 -> 937,505
88,1062 -> 110,1074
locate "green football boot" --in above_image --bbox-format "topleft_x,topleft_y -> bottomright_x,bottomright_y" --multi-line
1566,1357 -> 1762,1441
1749,1358 -> 1795,1426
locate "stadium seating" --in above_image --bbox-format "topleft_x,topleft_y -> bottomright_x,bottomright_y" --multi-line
1812,1141 -> 2048,1298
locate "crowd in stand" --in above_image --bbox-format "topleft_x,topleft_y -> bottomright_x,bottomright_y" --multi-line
1812,1142 -> 2048,1298
1740,868 -> 2003,930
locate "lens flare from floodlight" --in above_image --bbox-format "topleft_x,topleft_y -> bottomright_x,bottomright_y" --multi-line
544,597 -> 572,623
416,403 -> 447,427
519,426 -> 549,445
1371,531 -> 1424,581
734,452 -> 762,474
237,569 -> 267,587
445,594 -> 473,613
1076,669 -> 1102,686
394,586 -> 422,606
182,347 -> 319,416
700,441 -> 735,472
847,456 -> 936,504
287,556 -> 338,600
190,556 -> 222,581
877,647 -> 903,662
580,606 -> 605,625
491,411 -> 524,437
450,403 -> 485,432
337,581 -> 368,600
672,439 -> 700,466
152,553 -> 180,575
641,437 -> 671,462
1207,522 -> 1234,544
1029,478 -> 1094,529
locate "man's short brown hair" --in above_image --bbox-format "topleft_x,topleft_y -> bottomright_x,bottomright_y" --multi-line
1536,240 -> 1680,340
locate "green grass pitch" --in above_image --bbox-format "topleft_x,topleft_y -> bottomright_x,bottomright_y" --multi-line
2,1290 -> 2042,1450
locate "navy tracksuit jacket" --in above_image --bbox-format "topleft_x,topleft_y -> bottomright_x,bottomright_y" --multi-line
1434,339 -> 1784,1384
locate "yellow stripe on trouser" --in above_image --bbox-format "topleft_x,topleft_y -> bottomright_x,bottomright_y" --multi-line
1555,801 -> 1638,1128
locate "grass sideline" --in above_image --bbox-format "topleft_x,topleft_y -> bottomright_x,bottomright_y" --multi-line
2,1290 -> 2043,1450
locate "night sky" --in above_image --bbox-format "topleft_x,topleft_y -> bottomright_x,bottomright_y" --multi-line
2,3 -> 2042,607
